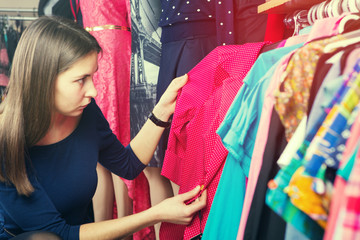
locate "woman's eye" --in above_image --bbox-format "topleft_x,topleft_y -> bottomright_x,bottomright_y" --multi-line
77,78 -> 85,84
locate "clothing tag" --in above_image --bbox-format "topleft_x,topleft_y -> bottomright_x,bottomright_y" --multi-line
190,233 -> 202,240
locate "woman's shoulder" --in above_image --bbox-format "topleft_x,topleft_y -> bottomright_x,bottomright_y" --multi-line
84,98 -> 103,116
82,98 -> 110,130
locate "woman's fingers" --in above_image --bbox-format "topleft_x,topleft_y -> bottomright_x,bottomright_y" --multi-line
176,186 -> 207,217
177,185 -> 201,202
170,74 -> 188,91
186,189 -> 207,214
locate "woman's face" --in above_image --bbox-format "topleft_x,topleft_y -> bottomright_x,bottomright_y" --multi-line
54,51 -> 98,118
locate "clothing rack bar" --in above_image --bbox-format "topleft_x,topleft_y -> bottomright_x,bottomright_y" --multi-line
1,16 -> 38,21
8,16 -> 37,21
0,8 -> 38,13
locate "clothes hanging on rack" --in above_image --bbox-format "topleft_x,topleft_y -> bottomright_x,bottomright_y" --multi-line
326,115 -> 360,240
0,16 -> 26,103
203,42 -> 302,240
155,0 -> 268,169
158,8 -> 360,239
266,55 -> 360,239
5,25 -> 21,65
0,32 -> 9,103
324,48 -> 360,240
160,42 -> 266,240
241,14 -> 360,240
232,14 -> 351,240
262,25 -> 360,240
155,0 -> 233,168
0,33 -> 9,87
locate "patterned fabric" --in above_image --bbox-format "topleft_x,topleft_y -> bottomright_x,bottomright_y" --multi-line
159,0 -> 235,45
215,0 -> 235,45
0,30 -> 10,103
324,80 -> 360,240
202,43 -> 301,240
80,1 -> 154,239
339,146 -> 360,239
303,86 -> 360,175
266,59 -> 360,239
238,16 -> 346,238
236,50 -> 296,240
0,41 -> 9,87
286,104 -> 359,229
160,43 -> 265,240
305,50 -> 345,136
273,35 -> 344,141
155,32 -> 217,168
330,145 -> 360,239
81,0 -> 131,146
159,0 -> 215,27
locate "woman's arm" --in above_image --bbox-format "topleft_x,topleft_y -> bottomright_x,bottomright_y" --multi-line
80,185 -> 206,240
129,74 -> 188,165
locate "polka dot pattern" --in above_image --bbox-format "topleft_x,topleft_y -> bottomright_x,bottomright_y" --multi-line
159,0 -> 214,26
159,0 -> 235,45
160,42 -> 266,239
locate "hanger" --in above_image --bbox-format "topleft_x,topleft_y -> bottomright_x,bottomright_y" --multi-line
284,10 -> 310,36
323,35 -> 360,53
323,27 -> 360,54
307,0 -> 338,25
338,13 -> 360,33
322,11 -> 360,53
348,0 -> 359,12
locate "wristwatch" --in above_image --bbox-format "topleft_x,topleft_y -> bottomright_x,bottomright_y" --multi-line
148,112 -> 171,128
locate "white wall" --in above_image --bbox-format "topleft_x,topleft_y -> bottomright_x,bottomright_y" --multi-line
0,0 -> 38,10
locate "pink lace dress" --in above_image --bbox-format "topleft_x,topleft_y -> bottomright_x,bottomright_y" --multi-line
81,0 -> 130,144
80,0 -> 154,239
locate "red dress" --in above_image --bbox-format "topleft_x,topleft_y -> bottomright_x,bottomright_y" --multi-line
81,0 -> 130,144
81,1 -> 154,239
160,43 -> 265,239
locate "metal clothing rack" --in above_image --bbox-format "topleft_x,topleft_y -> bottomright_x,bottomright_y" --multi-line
5,16 -> 38,21
0,7 -> 38,21
0,8 -> 37,13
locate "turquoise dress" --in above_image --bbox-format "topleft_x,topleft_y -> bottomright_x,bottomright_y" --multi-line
202,43 -> 303,240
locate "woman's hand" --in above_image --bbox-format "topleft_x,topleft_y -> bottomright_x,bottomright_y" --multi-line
152,74 -> 188,122
79,186 -> 206,239
153,185 -> 207,225
129,74 -> 187,165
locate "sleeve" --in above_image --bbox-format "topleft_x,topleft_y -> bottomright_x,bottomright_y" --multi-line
92,100 -> 146,179
0,178 -> 80,240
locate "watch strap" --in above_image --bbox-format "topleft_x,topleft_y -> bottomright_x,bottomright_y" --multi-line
148,112 -> 171,128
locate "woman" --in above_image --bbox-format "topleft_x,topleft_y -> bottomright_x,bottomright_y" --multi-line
0,16 -> 206,240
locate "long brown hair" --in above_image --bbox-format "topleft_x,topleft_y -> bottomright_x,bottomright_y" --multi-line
0,16 -> 101,196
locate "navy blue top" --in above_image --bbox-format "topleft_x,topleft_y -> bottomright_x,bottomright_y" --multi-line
0,99 -> 146,240
159,0 -> 215,27
159,0 -> 235,45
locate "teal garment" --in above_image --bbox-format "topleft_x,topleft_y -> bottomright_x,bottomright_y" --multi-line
201,155 -> 246,240
299,26 -> 312,35
202,43 -> 303,240
219,43 -> 303,174
338,146 -> 358,181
